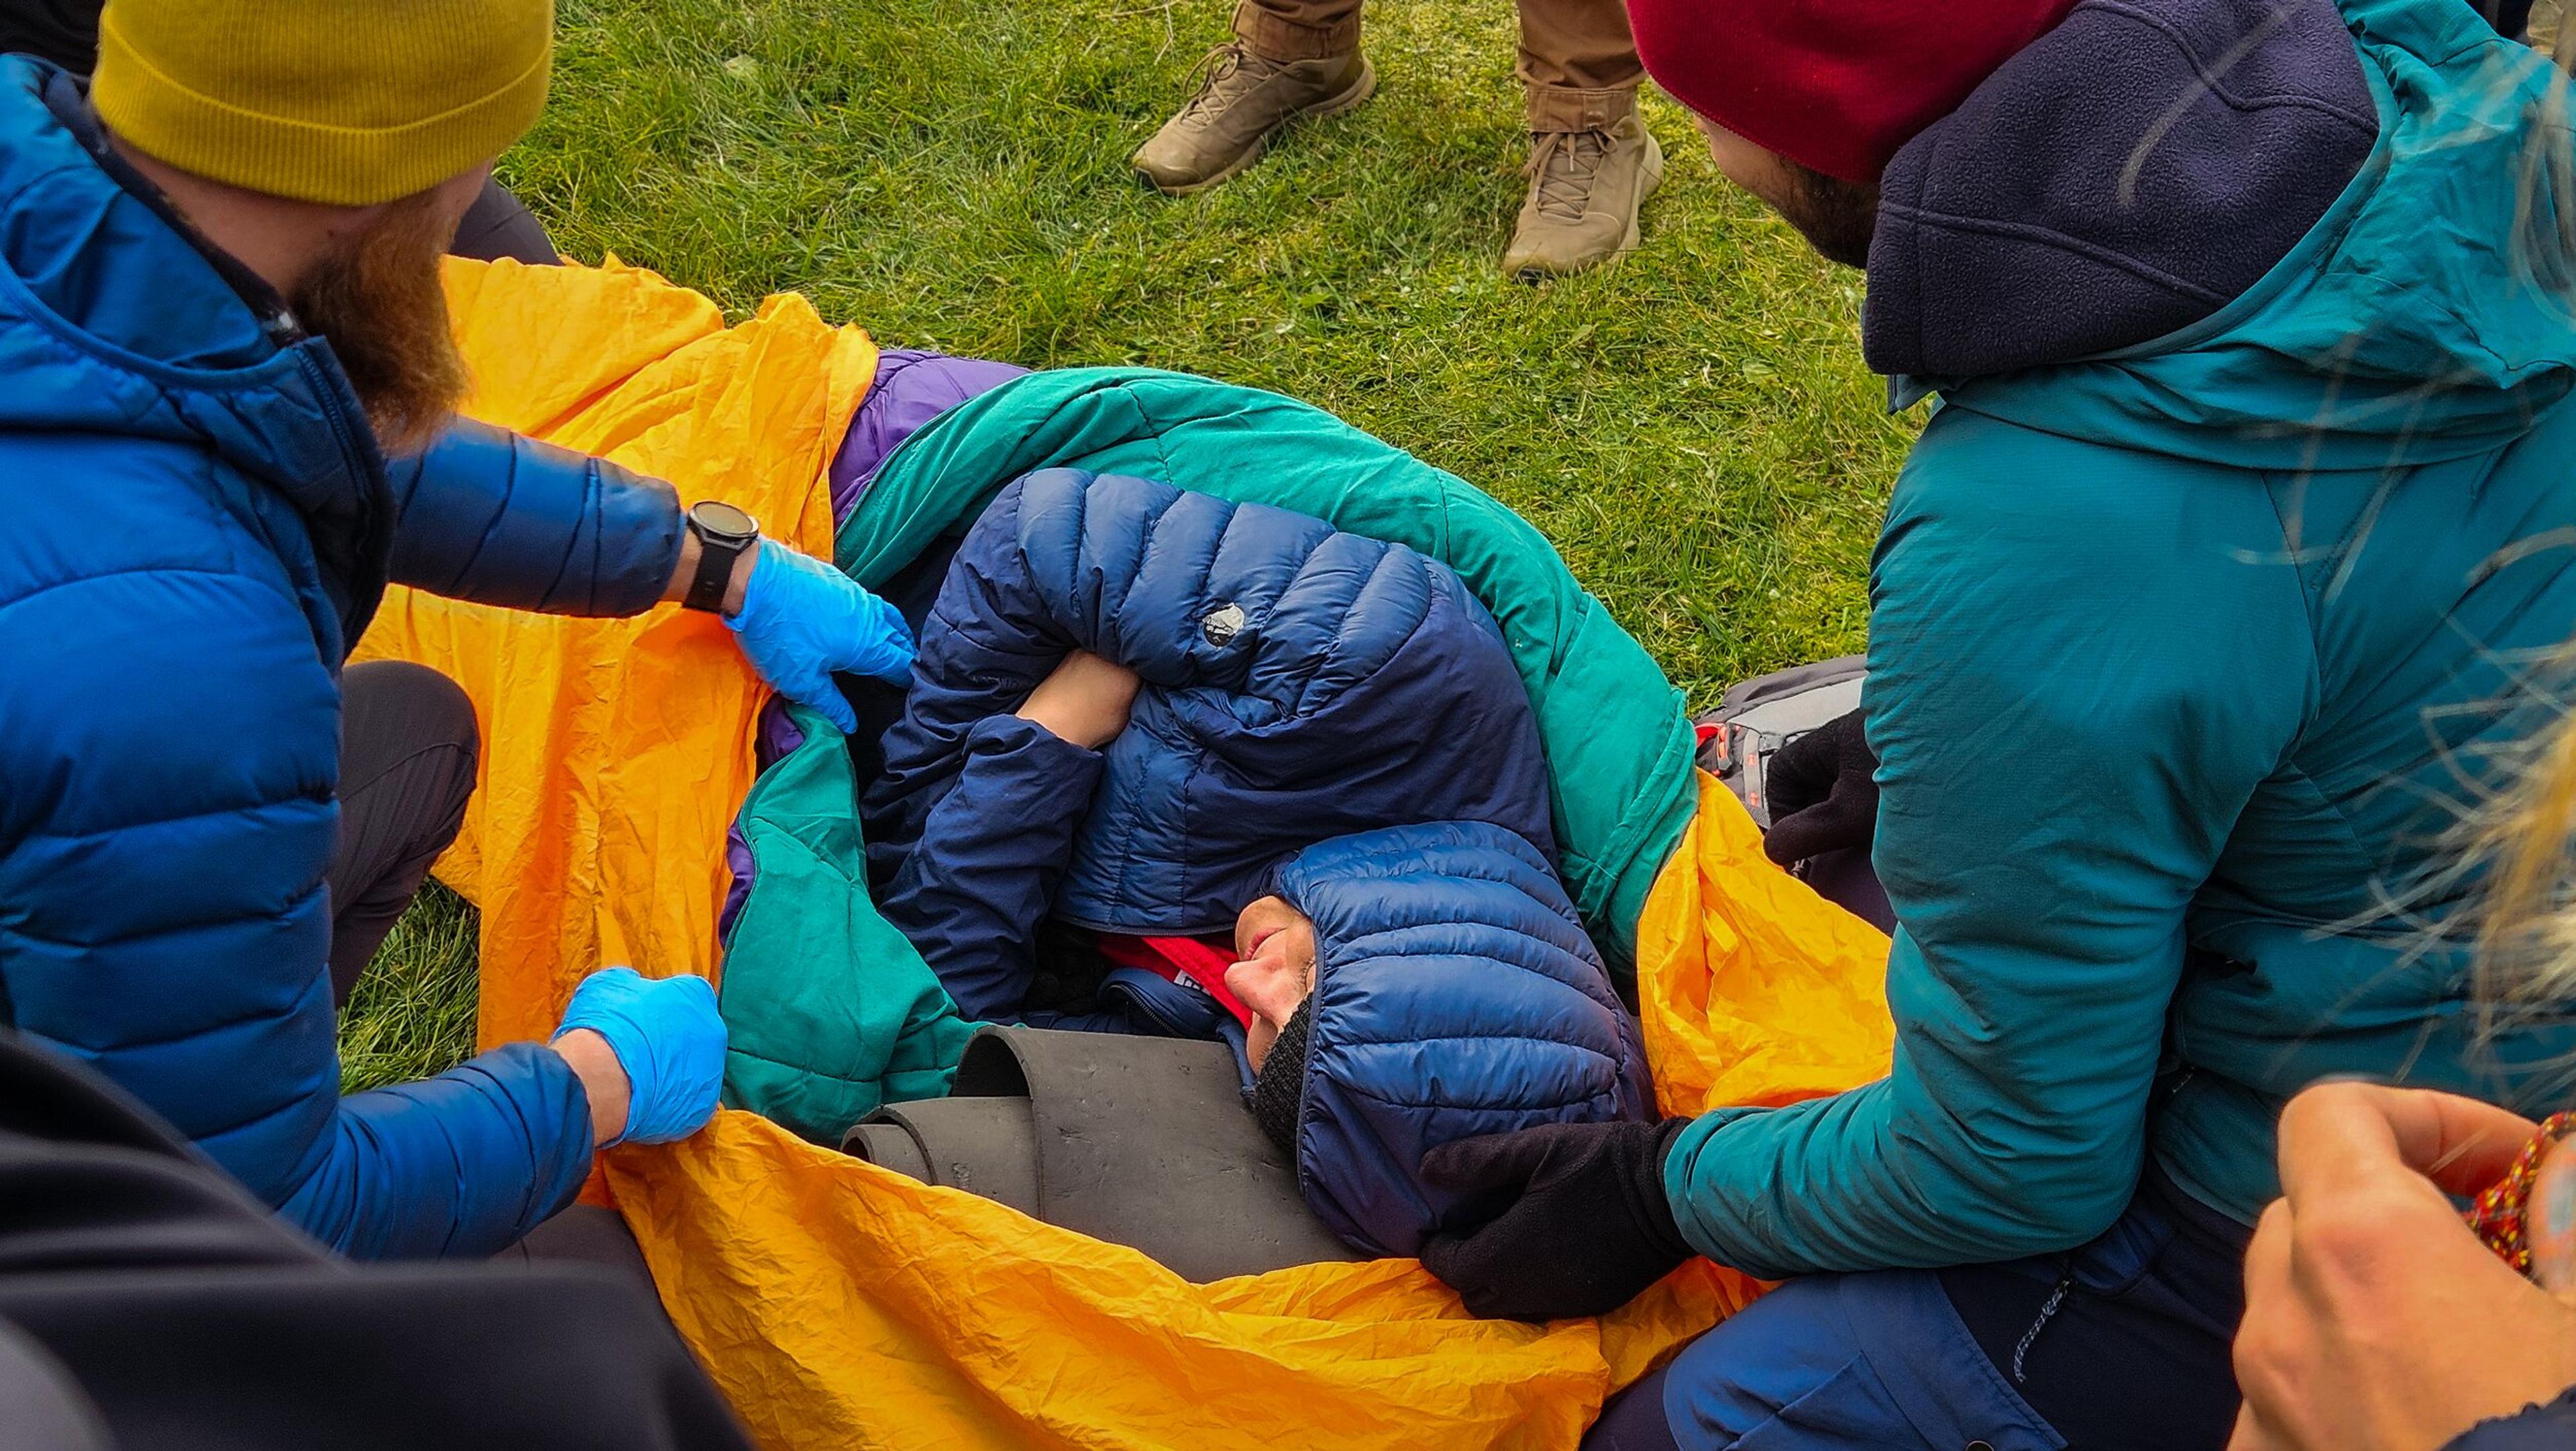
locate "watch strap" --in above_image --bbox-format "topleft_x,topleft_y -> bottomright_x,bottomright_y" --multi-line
684,537 -> 741,612
682,502 -> 757,614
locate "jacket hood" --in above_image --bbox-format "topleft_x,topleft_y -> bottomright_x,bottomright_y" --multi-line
1277,822 -> 1651,1259
872,468 -> 1560,938
1873,0 -> 2576,474
0,58 -> 390,648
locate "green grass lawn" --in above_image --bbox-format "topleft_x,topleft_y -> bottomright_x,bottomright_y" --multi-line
341,0 -> 1914,1087
339,881 -> 482,1092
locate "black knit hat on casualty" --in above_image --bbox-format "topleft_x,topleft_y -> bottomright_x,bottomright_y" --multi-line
1247,1000 -> 1315,1154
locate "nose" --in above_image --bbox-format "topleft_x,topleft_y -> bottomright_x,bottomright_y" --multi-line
1225,951 -> 1303,1027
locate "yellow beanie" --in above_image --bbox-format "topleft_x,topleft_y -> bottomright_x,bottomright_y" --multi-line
90,1 -> 553,208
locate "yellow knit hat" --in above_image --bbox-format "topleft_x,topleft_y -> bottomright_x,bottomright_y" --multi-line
90,0 -> 553,208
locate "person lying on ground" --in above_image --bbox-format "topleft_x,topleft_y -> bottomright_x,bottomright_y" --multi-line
0,0 -> 916,1260
1415,0 -> 2576,1447
865,467 -> 1652,1256
908,655 -> 1652,1261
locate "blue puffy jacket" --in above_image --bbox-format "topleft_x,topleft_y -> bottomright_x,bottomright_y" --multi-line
868,468 -> 1557,1024
0,61 -> 683,1259
1276,822 -> 1651,1258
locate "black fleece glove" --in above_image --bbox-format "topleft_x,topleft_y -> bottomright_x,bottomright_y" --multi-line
1761,706 -> 1879,868
1417,1118 -> 1695,1322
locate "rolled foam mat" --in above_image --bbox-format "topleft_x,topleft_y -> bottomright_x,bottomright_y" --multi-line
843,1026 -> 1362,1280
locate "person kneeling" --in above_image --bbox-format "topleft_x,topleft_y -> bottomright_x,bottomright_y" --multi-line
0,1 -> 913,1261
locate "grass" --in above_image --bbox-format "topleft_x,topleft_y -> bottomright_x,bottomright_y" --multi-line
339,882 -> 482,1091
341,0 -> 1913,1083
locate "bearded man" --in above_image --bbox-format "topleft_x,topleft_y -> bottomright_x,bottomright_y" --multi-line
0,0 -> 917,1260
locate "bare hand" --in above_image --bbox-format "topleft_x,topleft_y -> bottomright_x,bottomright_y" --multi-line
1016,649 -> 1141,750
2231,1082 -> 2576,1451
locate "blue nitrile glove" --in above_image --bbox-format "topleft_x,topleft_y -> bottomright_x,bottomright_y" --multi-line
725,538 -> 915,733
551,967 -> 727,1146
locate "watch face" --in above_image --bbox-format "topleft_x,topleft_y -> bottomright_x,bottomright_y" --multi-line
690,500 -> 759,544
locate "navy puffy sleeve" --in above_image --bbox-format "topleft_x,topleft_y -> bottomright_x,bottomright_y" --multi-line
383,418 -> 682,616
2446,1389 -> 2576,1450
876,714 -> 1107,1023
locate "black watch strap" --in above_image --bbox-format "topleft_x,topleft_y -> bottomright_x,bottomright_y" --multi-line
682,501 -> 759,613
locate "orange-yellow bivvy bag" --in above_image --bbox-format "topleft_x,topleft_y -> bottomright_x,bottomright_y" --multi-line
359,256 -> 1894,1450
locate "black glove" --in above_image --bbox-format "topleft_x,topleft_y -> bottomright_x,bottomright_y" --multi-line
1417,1118 -> 1695,1322
1761,706 -> 1879,868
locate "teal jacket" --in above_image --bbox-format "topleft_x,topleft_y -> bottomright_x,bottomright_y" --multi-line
1669,0 -> 2576,1275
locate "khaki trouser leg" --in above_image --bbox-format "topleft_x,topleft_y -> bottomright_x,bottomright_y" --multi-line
1232,0 -> 1360,62
1516,0 -> 1642,129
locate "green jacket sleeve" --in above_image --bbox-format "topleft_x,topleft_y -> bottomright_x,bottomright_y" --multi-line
1665,409 -> 2314,1277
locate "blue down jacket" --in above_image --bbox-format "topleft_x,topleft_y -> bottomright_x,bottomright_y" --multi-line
1277,823 -> 1652,1258
0,60 -> 682,1259
867,468 -> 1558,1024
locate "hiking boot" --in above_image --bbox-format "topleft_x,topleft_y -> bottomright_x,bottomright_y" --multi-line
1501,115 -> 1665,282
1132,44 -> 1377,195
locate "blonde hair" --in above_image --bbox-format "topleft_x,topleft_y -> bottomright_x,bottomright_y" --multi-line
2476,700 -> 2576,1026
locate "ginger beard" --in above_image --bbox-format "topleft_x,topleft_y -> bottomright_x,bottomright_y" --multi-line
1690,115 -> 1882,270
290,186 -> 469,458
1780,162 -> 1880,270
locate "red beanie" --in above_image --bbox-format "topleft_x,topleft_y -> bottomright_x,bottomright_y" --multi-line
1626,0 -> 2080,183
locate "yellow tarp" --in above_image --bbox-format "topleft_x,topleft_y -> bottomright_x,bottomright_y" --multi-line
356,258 -> 879,1049
364,258 -> 1896,1450
1636,775 -> 1898,1120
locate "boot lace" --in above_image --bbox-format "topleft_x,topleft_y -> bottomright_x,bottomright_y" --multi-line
1525,128 -> 1613,223
1175,44 -> 1280,130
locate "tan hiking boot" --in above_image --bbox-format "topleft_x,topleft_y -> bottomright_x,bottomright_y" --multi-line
1132,44 -> 1377,195
1501,116 -> 1665,282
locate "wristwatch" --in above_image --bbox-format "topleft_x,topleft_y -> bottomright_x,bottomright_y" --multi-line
682,500 -> 760,613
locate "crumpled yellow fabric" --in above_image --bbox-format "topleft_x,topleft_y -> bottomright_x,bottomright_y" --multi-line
354,256 -> 878,1051
367,259 -> 1898,1450
1637,773 -> 1898,1118
608,1116 -> 1753,1451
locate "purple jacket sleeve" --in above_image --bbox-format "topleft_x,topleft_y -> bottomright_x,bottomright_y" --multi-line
830,350 -> 1031,523
877,714 -> 1103,1023
383,419 -> 682,616
2446,1389 -> 2576,1451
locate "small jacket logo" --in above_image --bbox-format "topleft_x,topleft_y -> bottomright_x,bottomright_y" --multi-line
1200,602 -> 1247,646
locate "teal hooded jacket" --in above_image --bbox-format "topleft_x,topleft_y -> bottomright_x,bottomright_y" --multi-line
1669,0 -> 2576,1276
